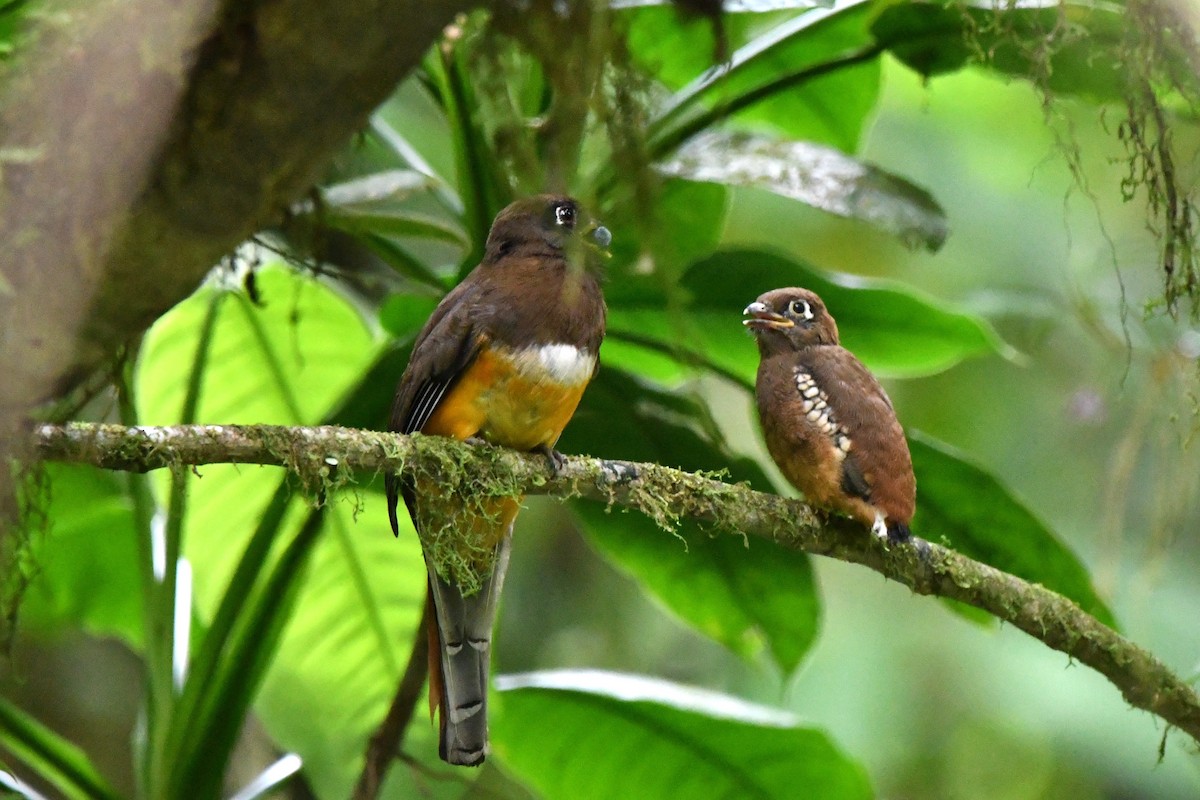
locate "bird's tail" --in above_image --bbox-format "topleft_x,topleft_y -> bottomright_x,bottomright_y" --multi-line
425,535 -> 512,766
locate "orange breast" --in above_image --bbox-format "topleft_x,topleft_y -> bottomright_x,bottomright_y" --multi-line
416,343 -> 593,579
423,344 -> 591,450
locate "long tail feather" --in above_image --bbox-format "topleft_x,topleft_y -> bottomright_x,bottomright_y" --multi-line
425,534 -> 512,766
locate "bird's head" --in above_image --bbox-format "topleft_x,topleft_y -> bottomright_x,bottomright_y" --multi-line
743,287 -> 839,352
484,194 -> 611,270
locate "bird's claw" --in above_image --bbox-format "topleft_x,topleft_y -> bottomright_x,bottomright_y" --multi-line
873,513 -> 913,548
535,445 -> 567,475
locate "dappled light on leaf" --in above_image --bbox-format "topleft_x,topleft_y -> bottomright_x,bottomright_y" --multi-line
660,130 -> 948,250
493,670 -> 872,800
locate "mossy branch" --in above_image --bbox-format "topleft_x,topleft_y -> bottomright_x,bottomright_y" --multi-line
32,421 -> 1200,745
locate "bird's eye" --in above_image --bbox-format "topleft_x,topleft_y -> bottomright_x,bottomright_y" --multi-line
554,204 -> 576,228
788,299 -> 814,320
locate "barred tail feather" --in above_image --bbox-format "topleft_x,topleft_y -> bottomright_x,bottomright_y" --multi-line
425,535 -> 512,766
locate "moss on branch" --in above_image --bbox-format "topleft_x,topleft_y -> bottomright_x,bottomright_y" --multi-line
31,421 -> 1200,745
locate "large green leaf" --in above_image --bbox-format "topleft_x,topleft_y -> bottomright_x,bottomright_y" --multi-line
563,369 -> 820,675
608,248 -> 1004,385
492,670 -> 872,800
136,264 -> 384,593
872,0 -> 1130,102
600,178 -> 728,304
909,432 -> 1117,629
631,1 -> 882,154
659,130 -> 948,251
575,505 -> 820,675
137,265 -> 382,428
21,465 -> 142,645
250,496 -> 427,799
135,265 -> 423,795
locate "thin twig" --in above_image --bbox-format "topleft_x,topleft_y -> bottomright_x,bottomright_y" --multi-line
31,422 -> 1200,746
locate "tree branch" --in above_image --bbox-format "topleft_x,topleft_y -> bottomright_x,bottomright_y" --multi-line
32,422 -> 1200,746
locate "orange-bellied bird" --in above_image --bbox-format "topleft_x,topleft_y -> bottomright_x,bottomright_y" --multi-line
744,288 -> 915,543
386,195 -> 609,766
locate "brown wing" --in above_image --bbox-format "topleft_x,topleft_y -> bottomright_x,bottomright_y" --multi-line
385,278 -> 485,536
388,279 -> 481,435
805,346 -> 915,524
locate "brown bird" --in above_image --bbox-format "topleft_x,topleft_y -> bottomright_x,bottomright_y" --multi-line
386,195 -> 609,765
744,288 -> 915,543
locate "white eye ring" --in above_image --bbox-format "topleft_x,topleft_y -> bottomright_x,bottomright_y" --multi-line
555,204 -> 575,227
789,299 -> 814,320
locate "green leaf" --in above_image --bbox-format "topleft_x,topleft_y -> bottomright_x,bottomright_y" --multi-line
575,505 -> 820,674
311,169 -> 468,246
134,265 -> 407,796
379,293 -> 442,339
601,179 -> 728,301
170,506 -> 328,800
564,369 -> 820,674
646,1 -> 882,156
137,264 -> 383,428
0,696 -> 120,800
492,670 -> 873,800
909,432 -> 1117,629
872,0 -> 1129,101
659,131 -> 948,251
252,494 -> 427,799
608,249 -> 1004,386
21,465 -> 142,645
0,0 -> 29,60
136,263 -> 383,590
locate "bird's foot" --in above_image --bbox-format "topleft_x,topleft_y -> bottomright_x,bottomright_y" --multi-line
534,444 -> 567,475
872,513 -> 913,547
886,520 -> 912,545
